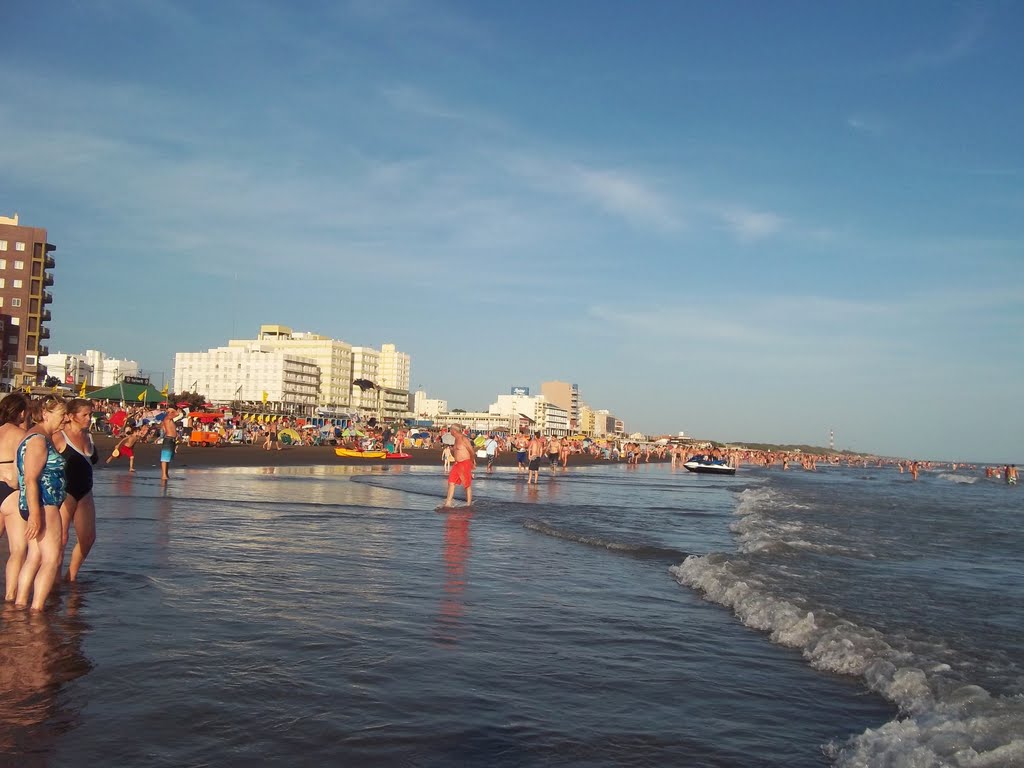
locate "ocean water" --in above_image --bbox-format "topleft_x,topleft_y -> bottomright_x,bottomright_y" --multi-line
0,461 -> 1019,767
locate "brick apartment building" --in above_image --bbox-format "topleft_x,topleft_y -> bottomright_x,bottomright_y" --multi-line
0,213 -> 55,389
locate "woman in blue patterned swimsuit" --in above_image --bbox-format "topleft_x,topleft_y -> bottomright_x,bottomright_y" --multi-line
14,395 -> 68,611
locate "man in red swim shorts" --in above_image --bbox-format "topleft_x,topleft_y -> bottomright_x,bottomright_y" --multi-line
443,425 -> 476,507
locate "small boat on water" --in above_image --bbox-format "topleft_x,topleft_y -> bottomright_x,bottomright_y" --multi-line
335,448 -> 412,460
683,455 -> 736,475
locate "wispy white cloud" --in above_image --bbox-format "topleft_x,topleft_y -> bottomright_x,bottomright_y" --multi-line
900,11 -> 987,73
714,206 -> 785,242
571,167 -> 683,232
498,152 -> 684,233
587,285 -> 1024,367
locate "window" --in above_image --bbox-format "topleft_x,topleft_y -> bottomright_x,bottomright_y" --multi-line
12,280 -> 22,289
0,259 -> 5,269
0,241 -> 6,251
7,336 -> 17,345
0,297 -> 4,307
13,260 -> 23,270
0,279 -> 4,288
15,242 -> 25,252
24,355 -> 36,367
9,317 -> 18,326
11,298 -> 21,308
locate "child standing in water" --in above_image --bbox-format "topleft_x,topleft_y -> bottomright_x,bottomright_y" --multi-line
441,443 -> 455,473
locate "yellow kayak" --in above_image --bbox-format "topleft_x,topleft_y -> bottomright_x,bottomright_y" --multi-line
335,448 -> 388,459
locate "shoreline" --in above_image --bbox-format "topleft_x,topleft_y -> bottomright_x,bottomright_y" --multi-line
92,436 -> 658,470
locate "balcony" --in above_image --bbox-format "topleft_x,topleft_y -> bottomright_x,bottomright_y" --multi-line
43,273 -> 54,287
40,310 -> 51,322
40,327 -> 50,340
44,255 -> 55,269
38,345 -> 49,357
42,292 -> 53,304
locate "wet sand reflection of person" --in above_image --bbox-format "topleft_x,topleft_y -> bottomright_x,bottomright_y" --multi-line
435,510 -> 473,648
0,599 -> 93,760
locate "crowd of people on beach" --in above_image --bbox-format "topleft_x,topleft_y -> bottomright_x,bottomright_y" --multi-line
4,394 -> 1016,610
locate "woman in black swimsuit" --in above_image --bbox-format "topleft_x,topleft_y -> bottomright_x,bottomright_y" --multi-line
0,393 -> 30,600
52,398 -> 99,583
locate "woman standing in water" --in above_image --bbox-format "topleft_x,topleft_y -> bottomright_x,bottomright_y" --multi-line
15,395 -> 68,610
52,398 -> 99,582
0,393 -> 31,600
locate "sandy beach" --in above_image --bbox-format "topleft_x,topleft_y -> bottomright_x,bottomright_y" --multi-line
92,435 -> 653,470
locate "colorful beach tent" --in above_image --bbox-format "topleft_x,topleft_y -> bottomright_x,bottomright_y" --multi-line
87,382 -> 165,404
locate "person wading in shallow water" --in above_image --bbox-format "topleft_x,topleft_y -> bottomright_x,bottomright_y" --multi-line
52,398 -> 99,582
442,425 -> 476,508
160,407 -> 179,483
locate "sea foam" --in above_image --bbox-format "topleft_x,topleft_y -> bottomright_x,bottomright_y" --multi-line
672,554 -> 1024,767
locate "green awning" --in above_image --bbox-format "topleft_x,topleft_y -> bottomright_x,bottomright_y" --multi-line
86,382 -> 165,404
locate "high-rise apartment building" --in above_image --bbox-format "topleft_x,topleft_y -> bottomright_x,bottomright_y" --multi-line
540,381 -> 580,430
378,343 -> 410,390
350,346 -> 380,412
0,213 -> 55,389
351,343 -> 411,421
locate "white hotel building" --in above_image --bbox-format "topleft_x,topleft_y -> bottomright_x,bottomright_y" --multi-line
351,342 -> 411,421
488,394 -> 570,436
173,346 -> 319,413
228,325 -> 353,410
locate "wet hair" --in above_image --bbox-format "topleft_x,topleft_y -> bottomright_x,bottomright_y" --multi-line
29,394 -> 67,422
0,392 -> 30,426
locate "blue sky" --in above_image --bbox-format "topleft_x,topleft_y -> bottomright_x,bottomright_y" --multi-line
1,1 -> 1021,462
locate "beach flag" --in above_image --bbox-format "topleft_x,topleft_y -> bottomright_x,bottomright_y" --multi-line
26,386 -> 31,394
137,389 -> 146,402
79,380 -> 87,397
261,391 -> 268,404
161,384 -> 169,397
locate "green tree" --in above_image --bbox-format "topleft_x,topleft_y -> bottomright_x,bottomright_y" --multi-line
169,391 -> 209,410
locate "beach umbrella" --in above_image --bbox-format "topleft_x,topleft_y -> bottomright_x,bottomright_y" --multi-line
441,433 -> 455,445
278,428 -> 301,444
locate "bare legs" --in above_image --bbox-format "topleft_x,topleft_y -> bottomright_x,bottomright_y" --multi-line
2,503 -> 28,602
60,493 -> 96,582
15,505 -> 62,611
443,482 -> 472,508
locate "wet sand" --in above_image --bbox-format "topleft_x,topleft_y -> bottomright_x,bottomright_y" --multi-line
93,436 -> 655,469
